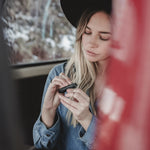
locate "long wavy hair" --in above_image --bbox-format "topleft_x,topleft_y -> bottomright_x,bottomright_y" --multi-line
65,8 -> 110,127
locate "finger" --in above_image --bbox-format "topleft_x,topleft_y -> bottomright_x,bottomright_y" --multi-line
66,91 -> 90,111
59,94 -> 79,110
59,73 -> 72,85
66,88 -> 74,93
73,88 -> 89,98
65,92 -> 74,98
66,90 -> 85,102
52,76 -> 69,87
67,88 -> 90,103
74,89 -> 90,102
65,92 -> 79,102
67,88 -> 87,99
50,79 -> 64,88
60,99 -> 77,115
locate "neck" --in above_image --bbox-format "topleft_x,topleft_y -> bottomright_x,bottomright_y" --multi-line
97,59 -> 109,77
94,60 -> 108,100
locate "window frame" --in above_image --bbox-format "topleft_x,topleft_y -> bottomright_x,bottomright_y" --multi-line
11,59 -> 68,79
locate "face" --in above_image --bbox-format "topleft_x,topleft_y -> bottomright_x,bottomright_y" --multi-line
82,11 -> 111,64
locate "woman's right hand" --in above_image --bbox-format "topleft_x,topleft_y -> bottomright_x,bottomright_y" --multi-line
41,73 -> 72,128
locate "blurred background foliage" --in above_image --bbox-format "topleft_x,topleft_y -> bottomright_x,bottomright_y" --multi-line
3,0 -> 75,65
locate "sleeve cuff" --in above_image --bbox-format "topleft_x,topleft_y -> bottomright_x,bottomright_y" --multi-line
33,113 -> 60,148
78,115 -> 97,149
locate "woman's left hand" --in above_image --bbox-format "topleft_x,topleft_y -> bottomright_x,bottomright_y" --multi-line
59,88 -> 92,131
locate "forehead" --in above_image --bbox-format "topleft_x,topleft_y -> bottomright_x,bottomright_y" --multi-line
87,11 -> 111,32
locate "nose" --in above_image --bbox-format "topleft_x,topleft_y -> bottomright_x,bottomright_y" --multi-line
88,35 -> 99,48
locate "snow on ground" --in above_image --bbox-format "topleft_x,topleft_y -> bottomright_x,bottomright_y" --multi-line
58,35 -> 75,51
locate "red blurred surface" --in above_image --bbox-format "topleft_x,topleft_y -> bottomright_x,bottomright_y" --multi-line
95,0 -> 150,149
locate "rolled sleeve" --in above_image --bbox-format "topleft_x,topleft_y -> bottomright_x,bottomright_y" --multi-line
78,115 -> 97,149
33,114 -> 60,149
33,63 -> 66,149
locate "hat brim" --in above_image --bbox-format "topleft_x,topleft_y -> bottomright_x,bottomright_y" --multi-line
60,0 -> 112,28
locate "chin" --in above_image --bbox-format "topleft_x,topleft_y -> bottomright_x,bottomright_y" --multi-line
85,55 -> 98,61
87,58 -> 98,62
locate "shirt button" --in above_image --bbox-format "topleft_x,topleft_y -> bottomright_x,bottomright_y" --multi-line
46,134 -> 50,137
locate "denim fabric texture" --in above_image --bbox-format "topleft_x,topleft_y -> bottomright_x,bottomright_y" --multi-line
33,62 -> 97,150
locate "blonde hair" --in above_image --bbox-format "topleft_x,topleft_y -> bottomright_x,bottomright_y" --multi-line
65,9 -> 106,127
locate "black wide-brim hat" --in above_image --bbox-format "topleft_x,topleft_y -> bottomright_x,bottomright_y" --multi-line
60,0 -> 112,28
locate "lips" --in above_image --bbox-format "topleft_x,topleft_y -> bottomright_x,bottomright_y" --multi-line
86,50 -> 97,56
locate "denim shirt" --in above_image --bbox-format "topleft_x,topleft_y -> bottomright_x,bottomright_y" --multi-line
33,62 -> 98,150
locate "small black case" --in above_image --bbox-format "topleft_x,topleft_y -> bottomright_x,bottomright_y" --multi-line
58,83 -> 77,93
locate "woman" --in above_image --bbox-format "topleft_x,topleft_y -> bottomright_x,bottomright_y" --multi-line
33,0 -> 112,149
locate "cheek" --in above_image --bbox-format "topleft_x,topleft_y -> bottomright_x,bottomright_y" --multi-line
99,42 -> 111,57
81,35 -> 89,49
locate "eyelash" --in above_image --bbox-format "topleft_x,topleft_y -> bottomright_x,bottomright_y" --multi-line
84,31 -> 91,35
84,31 -> 110,41
100,37 -> 110,41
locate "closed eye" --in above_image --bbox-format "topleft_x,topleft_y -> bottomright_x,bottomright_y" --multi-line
100,36 -> 110,41
84,30 -> 91,35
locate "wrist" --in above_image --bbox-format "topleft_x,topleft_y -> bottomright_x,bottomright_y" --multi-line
41,108 -> 56,128
79,113 -> 93,131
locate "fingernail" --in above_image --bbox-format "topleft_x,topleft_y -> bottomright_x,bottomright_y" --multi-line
58,94 -> 62,98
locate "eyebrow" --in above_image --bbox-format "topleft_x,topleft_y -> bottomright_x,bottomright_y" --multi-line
86,26 -> 111,34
